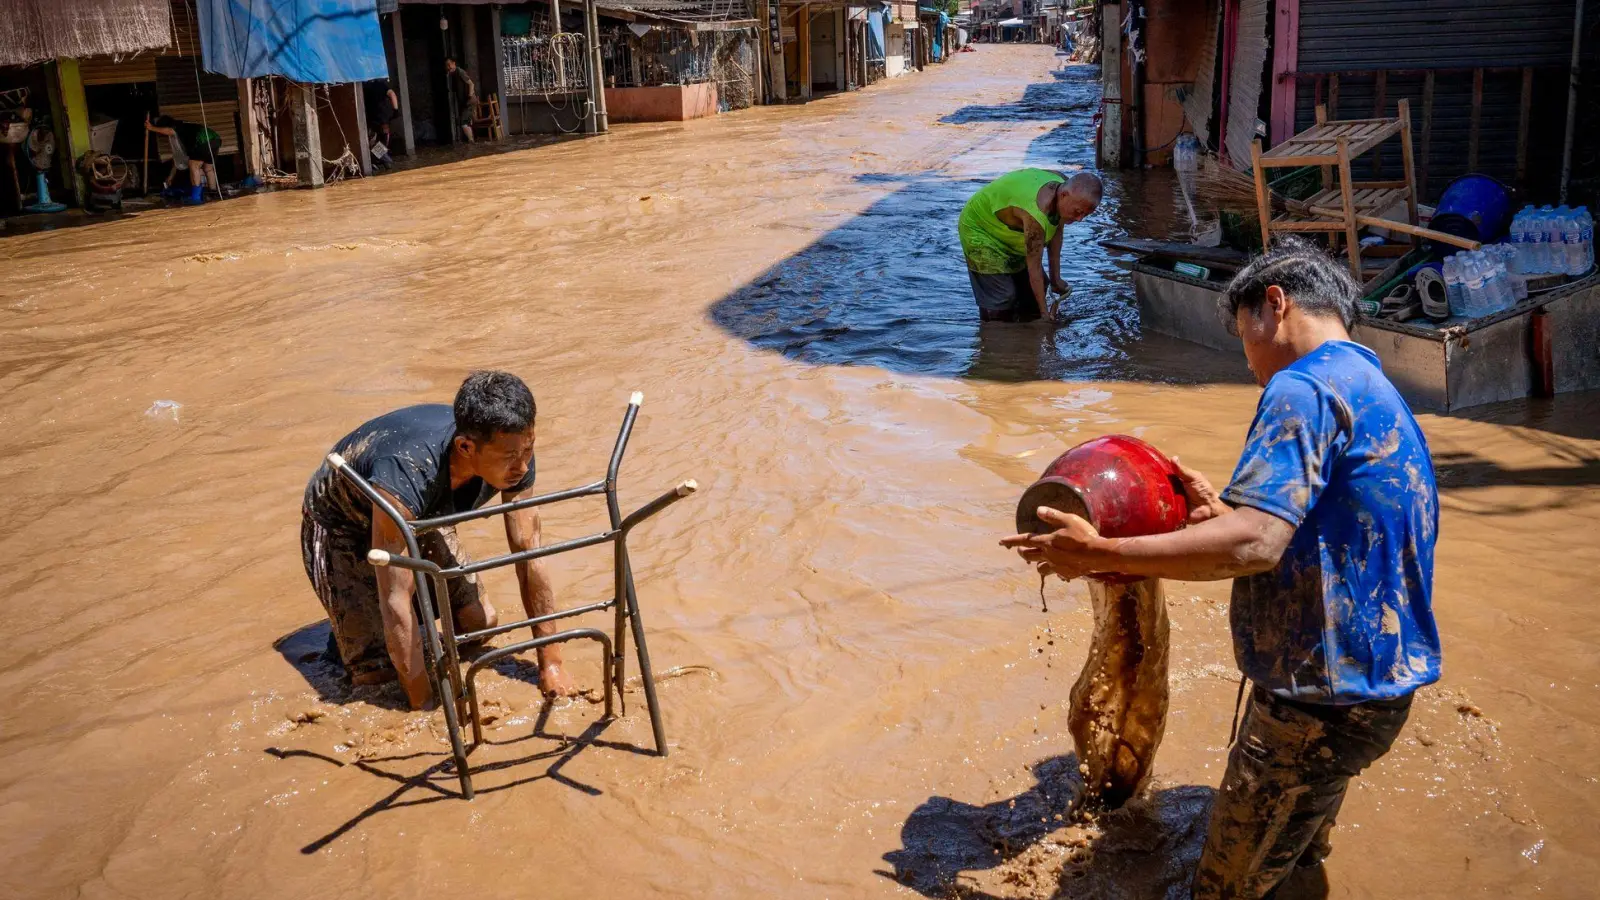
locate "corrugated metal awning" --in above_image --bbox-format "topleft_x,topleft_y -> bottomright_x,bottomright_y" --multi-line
1296,0 -> 1576,71
0,0 -> 173,67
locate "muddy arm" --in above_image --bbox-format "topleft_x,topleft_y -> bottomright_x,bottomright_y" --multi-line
1094,506 -> 1294,581
1006,505 -> 1293,582
1023,216 -> 1049,318
371,489 -> 432,709
1047,223 -> 1066,295
501,490 -> 568,686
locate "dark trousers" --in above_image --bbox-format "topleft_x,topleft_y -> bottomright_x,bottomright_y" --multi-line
300,514 -> 480,684
969,269 -> 1042,322
1192,685 -> 1414,899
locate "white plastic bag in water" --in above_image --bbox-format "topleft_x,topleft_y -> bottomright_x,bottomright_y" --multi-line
145,400 -> 181,422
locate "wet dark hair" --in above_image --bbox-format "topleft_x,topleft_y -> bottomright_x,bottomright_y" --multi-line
1225,237 -> 1360,329
453,371 -> 536,444
153,114 -> 177,128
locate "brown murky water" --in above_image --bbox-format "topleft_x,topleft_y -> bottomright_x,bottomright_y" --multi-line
2,46 -> 1598,899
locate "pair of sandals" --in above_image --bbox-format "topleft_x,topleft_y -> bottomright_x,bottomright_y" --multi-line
1378,267 -> 1449,322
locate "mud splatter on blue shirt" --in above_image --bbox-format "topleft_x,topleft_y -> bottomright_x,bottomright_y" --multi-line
1223,340 -> 1441,704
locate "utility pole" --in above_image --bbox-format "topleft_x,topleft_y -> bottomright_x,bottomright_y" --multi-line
767,0 -> 788,102
589,0 -> 609,131
291,82 -> 325,188
1098,3 -> 1122,168
581,0 -> 608,132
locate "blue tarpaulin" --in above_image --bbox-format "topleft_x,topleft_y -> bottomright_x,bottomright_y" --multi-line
197,0 -> 388,83
866,10 -> 885,61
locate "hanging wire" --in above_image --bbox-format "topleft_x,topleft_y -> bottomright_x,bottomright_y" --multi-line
178,0 -> 222,196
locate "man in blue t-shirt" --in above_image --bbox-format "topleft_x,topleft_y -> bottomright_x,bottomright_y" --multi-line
1004,240 -> 1441,897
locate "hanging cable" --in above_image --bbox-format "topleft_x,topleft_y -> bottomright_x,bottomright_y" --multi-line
179,0 -> 222,196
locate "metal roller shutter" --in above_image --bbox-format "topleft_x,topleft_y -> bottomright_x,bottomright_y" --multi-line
1296,0 -> 1575,72
1293,68 -> 1569,202
79,55 -> 160,86
1289,1 -> 1578,201
155,55 -> 237,105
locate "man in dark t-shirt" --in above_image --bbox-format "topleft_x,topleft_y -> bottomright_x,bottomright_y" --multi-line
363,77 -> 401,165
302,371 -> 578,707
445,57 -> 477,143
145,113 -> 221,202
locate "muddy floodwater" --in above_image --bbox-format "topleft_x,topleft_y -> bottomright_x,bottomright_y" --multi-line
3,46 -> 1599,899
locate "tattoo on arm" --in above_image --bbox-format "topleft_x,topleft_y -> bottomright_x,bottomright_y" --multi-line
1025,218 -> 1045,259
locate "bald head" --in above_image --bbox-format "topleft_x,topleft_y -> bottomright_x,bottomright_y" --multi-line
1067,172 -> 1103,203
1057,172 -> 1103,222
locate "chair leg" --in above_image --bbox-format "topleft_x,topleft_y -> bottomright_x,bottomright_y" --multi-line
466,668 -> 485,750
621,550 -> 668,756
438,667 -> 475,799
599,638 -> 614,719
612,546 -> 630,718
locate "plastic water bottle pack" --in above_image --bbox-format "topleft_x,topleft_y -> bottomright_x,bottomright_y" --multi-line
1441,249 -> 1521,318
1508,204 -> 1593,276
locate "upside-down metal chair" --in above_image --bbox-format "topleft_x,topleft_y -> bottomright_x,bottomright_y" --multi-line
326,391 -> 695,799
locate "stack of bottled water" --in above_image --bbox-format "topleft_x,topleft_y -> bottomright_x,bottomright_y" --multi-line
1441,246 -> 1523,319
1508,205 -> 1594,276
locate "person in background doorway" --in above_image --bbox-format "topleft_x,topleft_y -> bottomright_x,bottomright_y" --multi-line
958,169 -> 1102,323
364,76 -> 401,167
1003,239 -> 1441,898
146,113 -> 220,202
445,57 -> 477,143
301,371 -> 581,707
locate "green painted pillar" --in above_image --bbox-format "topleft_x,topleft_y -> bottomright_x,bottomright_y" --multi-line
45,58 -> 90,206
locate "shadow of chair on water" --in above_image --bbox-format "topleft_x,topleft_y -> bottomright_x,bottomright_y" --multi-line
878,752 -> 1329,899
265,694 -> 651,854
270,620 -> 652,854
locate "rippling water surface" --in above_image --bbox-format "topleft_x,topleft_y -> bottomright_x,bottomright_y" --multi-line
710,66 -> 1239,385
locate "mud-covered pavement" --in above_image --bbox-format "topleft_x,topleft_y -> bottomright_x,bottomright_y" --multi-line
2,45 -> 1598,899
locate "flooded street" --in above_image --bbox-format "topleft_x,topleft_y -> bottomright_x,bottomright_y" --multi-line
2,45 -> 1598,898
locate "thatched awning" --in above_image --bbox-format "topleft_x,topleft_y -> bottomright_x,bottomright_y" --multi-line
0,0 -> 174,68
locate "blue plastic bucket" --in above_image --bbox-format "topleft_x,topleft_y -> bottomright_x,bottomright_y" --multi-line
1430,174 -> 1511,246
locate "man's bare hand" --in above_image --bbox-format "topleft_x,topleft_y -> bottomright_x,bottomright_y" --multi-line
538,658 -> 581,698
1171,456 -> 1230,525
1000,506 -> 1107,581
1051,277 -> 1072,297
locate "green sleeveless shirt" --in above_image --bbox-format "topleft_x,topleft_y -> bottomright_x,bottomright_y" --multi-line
957,168 -> 1066,274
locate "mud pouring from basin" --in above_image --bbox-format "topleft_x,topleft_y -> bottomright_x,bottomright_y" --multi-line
1015,435 -> 1189,583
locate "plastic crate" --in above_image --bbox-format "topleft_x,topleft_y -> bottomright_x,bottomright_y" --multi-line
89,118 -> 118,156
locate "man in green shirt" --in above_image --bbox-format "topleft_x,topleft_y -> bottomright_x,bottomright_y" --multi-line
958,169 -> 1102,322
